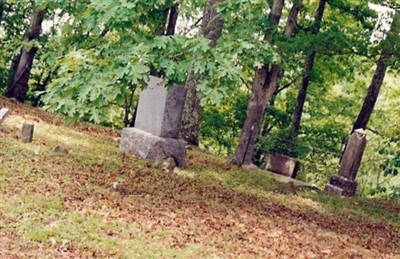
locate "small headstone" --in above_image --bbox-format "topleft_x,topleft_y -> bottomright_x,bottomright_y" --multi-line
21,123 -> 34,143
135,76 -> 187,138
0,108 -> 11,126
266,154 -> 300,179
325,129 -> 367,196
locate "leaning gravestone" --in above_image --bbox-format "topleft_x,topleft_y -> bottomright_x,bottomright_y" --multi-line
325,129 -> 367,196
119,76 -> 187,167
0,108 -> 11,126
266,154 -> 300,179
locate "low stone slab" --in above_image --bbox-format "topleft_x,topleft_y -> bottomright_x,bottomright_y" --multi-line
135,76 -> 187,139
119,128 -> 186,167
0,108 -> 11,126
265,154 -> 300,179
269,172 -> 319,192
325,175 -> 357,196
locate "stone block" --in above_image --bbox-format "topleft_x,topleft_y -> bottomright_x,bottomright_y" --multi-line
21,123 -> 34,143
119,128 -> 186,167
0,108 -> 11,126
134,76 -> 187,139
265,154 -> 300,179
325,175 -> 357,196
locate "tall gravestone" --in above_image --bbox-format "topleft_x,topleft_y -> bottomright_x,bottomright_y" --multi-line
325,129 -> 367,196
119,76 -> 187,167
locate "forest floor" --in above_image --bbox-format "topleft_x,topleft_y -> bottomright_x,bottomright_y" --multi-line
1,96 -> 400,258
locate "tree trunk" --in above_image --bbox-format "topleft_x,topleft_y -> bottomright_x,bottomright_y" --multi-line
180,73 -> 203,145
351,52 -> 391,131
232,0 -> 302,165
6,8 -> 44,102
0,0 -> 5,23
156,3 -> 179,36
7,53 -> 21,91
351,11 -> 399,132
180,0 -> 224,145
155,8 -> 170,36
166,3 -> 179,36
290,0 -> 327,139
32,72 -> 51,107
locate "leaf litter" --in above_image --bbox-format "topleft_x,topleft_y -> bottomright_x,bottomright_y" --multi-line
0,96 -> 399,258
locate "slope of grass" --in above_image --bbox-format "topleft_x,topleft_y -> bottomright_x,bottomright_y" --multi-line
1,96 -> 399,258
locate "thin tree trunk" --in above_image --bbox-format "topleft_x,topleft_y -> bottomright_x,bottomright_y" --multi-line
166,3 -> 179,36
155,8 -> 170,36
352,11 -> 399,132
32,72 -> 51,107
290,0 -> 327,139
252,88 -> 281,165
180,0 -> 224,145
351,52 -> 391,131
152,4 -> 179,77
6,8 -> 44,102
231,0 -> 285,165
7,53 -> 21,90
232,0 -> 302,165
261,91 -> 278,136
155,3 -> 179,37
0,0 -> 5,23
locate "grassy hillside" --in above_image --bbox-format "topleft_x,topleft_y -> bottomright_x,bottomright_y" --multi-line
0,96 -> 399,258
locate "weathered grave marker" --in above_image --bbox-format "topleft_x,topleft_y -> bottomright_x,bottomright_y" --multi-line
135,76 -> 187,138
0,108 -> 11,126
325,129 -> 367,196
120,75 -> 187,167
266,154 -> 300,179
21,123 -> 34,143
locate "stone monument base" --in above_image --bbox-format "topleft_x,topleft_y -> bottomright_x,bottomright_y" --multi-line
119,128 -> 186,167
325,175 -> 357,196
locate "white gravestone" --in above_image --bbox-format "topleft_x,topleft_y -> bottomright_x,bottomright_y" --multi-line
135,76 -> 187,139
0,108 -> 11,126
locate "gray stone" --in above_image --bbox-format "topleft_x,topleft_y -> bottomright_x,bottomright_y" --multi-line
21,123 -> 34,143
325,175 -> 357,196
325,129 -> 367,196
242,163 -> 259,170
324,184 -> 345,196
119,128 -> 186,167
0,108 -> 11,126
135,76 -> 187,138
265,154 -> 300,179
266,171 -> 320,192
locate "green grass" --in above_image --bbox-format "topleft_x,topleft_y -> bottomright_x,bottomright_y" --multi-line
1,97 -> 399,258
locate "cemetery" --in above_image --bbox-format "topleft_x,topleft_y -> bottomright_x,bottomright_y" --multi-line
1,0 -> 400,257
1,87 -> 399,257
